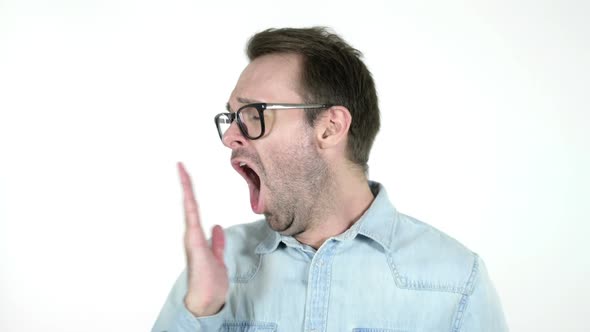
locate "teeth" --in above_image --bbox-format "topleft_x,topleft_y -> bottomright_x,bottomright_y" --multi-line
239,162 -> 246,167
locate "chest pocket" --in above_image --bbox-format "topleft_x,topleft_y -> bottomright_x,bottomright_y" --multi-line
221,321 -> 277,332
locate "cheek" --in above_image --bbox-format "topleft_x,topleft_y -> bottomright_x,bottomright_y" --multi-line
257,143 -> 294,178
270,141 -> 315,174
268,111 -> 309,137
257,122 -> 316,175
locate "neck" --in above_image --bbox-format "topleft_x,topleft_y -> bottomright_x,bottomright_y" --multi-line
294,167 -> 375,249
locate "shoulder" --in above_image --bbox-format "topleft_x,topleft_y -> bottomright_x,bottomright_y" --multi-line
387,212 -> 480,295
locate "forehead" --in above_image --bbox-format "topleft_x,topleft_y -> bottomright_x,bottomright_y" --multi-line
229,53 -> 304,108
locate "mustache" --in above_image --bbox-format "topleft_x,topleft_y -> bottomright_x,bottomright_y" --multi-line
231,149 -> 258,162
231,149 -> 264,174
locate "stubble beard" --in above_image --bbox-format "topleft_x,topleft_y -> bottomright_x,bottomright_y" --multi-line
264,137 -> 333,236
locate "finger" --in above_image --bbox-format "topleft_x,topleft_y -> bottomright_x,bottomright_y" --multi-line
211,225 -> 225,265
178,162 -> 206,246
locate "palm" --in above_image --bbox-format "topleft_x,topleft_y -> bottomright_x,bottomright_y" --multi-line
178,162 -> 229,316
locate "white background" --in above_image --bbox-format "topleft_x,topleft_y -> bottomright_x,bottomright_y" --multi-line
1,1 -> 588,331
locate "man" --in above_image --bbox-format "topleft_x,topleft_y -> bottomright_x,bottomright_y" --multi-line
153,27 -> 507,331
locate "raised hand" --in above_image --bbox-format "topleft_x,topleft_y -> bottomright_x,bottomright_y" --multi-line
178,162 -> 229,317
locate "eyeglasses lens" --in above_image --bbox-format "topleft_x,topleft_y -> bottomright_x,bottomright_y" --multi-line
238,106 -> 262,138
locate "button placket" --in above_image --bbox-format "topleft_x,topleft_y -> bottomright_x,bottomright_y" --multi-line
303,240 -> 338,332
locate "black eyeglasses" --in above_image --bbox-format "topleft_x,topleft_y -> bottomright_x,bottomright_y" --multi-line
214,103 -> 332,141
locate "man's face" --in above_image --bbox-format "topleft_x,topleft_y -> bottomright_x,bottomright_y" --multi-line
223,53 -> 332,236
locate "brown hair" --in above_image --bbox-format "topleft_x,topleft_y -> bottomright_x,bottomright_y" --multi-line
246,27 -> 380,174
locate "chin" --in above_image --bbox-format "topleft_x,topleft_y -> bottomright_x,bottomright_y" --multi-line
265,213 -> 295,234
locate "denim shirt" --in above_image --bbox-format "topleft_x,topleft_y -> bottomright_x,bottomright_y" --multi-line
153,182 -> 508,332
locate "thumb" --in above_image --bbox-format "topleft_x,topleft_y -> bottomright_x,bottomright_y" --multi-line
211,225 -> 225,264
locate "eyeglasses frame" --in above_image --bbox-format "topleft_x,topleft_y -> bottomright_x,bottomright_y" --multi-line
214,103 -> 333,141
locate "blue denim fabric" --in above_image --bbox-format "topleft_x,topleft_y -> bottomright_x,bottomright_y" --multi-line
153,182 -> 507,332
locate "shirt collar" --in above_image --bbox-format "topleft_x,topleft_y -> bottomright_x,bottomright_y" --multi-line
255,181 -> 399,254
254,225 -> 282,254
348,181 -> 398,252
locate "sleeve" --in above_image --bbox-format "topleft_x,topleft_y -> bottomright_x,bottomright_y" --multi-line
151,269 -> 230,332
455,257 -> 509,332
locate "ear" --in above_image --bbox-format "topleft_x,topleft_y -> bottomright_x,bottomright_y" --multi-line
315,105 -> 352,149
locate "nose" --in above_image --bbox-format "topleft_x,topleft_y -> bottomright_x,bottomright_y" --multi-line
222,120 -> 247,149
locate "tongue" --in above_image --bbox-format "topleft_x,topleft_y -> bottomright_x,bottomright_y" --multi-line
249,183 -> 262,214
245,168 -> 263,214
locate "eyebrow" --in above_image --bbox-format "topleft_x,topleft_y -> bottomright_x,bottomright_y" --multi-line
226,97 -> 263,113
237,97 -> 261,104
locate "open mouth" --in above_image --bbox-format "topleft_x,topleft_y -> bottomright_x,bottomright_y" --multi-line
233,160 -> 263,213
239,162 -> 261,190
